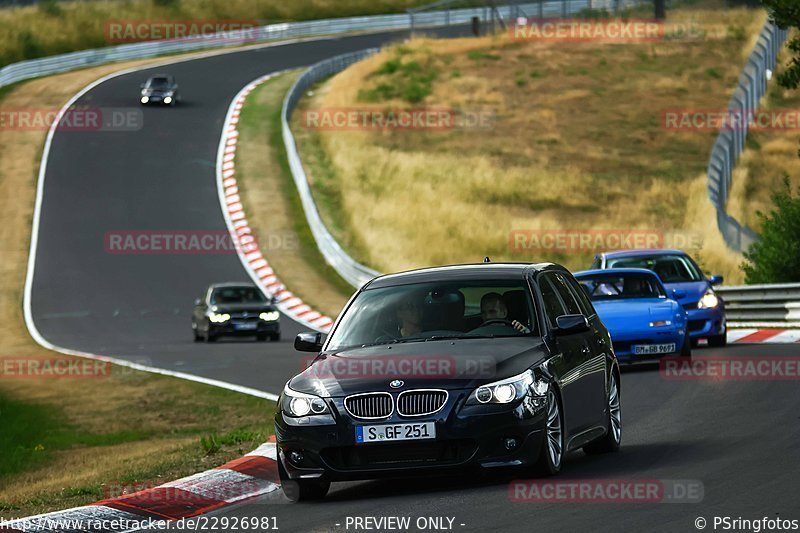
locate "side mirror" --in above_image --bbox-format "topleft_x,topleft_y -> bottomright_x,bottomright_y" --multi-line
672,289 -> 687,300
270,296 -> 278,305
194,298 -> 202,306
709,275 -> 724,286
554,314 -> 589,336
295,332 -> 324,352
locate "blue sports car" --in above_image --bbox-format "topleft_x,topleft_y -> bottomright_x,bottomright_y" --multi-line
574,268 -> 690,363
591,249 -> 726,347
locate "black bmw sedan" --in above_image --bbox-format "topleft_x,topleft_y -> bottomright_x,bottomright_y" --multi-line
276,263 -> 621,501
139,74 -> 180,106
192,282 -> 280,342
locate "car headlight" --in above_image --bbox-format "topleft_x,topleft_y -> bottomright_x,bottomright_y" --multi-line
259,311 -> 280,322
649,320 -> 672,327
140,96 -> 149,104
207,312 -> 230,323
468,369 -> 539,405
163,96 -> 172,104
698,289 -> 719,309
281,385 -> 329,417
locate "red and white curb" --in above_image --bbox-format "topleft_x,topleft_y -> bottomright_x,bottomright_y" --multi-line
0,440 -> 281,532
727,329 -> 800,343
215,72 -> 335,334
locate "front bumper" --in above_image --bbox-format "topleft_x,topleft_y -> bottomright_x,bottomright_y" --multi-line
275,390 -> 547,482
685,307 -> 725,339
610,327 -> 686,362
209,321 -> 279,337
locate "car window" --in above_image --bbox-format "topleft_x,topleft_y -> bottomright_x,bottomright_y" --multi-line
327,280 -> 537,351
606,254 -> 703,282
549,273 -> 582,315
560,273 -> 596,316
538,275 -> 567,329
576,273 -> 667,300
210,286 -> 266,304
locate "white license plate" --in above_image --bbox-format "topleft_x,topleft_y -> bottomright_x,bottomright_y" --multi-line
233,322 -> 257,330
356,422 -> 436,444
633,343 -> 676,355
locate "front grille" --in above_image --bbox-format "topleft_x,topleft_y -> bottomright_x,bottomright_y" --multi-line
321,440 -> 477,471
688,319 -> 707,332
682,302 -> 698,310
344,392 -> 393,419
397,390 -> 448,417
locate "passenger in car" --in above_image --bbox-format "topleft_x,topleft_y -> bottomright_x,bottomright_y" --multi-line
396,294 -> 423,338
480,293 -> 530,333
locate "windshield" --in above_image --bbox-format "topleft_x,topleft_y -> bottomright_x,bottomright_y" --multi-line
327,280 -> 537,351
606,254 -> 703,282
577,273 -> 666,301
210,286 -> 266,305
147,77 -> 170,89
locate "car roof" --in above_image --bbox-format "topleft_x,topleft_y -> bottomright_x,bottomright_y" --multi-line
208,281 -> 257,289
599,248 -> 686,259
365,262 -> 564,289
574,268 -> 660,277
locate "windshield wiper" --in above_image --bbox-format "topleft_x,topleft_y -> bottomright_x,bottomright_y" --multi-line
424,334 -> 495,341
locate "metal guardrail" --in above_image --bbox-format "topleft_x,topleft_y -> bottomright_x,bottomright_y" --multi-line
717,283 -> 800,328
706,20 -> 789,253
281,49 -> 383,288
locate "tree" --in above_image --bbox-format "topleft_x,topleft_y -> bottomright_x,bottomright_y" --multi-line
741,176 -> 800,283
761,0 -> 800,89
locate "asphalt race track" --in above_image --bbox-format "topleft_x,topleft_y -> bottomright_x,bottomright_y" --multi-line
28,27 -> 800,533
29,29 -> 464,395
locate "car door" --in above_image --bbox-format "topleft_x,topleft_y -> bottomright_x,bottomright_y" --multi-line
536,272 -> 594,442
557,272 -> 609,428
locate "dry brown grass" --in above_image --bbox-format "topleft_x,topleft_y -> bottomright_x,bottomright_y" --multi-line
296,7 -> 767,283
0,51 -> 277,519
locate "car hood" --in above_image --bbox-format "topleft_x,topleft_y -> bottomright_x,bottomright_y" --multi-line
661,281 -> 709,304
593,298 -> 681,330
210,303 -> 277,314
289,337 -> 548,397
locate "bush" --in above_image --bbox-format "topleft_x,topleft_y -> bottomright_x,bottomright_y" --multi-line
741,176 -> 800,283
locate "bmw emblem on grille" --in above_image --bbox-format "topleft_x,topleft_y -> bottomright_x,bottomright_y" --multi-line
389,379 -> 404,389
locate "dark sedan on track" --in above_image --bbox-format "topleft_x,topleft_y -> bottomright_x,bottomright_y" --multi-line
275,262 -> 621,501
140,74 -> 180,106
192,282 -> 280,342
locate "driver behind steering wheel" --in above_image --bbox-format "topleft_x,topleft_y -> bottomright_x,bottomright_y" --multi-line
479,292 -> 530,334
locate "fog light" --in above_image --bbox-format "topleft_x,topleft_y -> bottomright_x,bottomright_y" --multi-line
288,451 -> 304,465
504,438 -> 518,450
